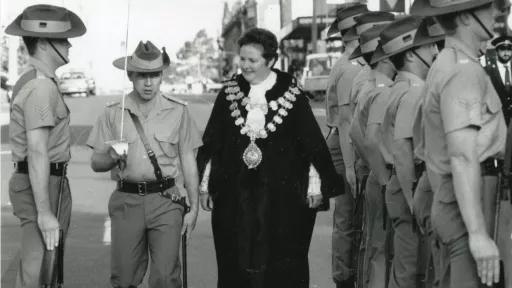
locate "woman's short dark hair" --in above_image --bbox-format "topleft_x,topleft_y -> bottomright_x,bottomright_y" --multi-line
389,51 -> 407,70
238,28 -> 278,64
22,36 -> 39,56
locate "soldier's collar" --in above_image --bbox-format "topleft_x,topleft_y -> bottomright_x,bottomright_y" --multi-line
395,71 -> 424,86
445,36 -> 479,63
374,70 -> 393,87
29,57 -> 57,80
122,91 -> 175,115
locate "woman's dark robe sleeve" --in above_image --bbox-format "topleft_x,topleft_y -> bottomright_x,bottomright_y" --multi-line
293,93 -> 345,199
196,88 -> 226,179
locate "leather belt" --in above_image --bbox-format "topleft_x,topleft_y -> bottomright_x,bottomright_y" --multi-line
481,157 -> 503,176
14,161 -> 67,176
117,177 -> 175,196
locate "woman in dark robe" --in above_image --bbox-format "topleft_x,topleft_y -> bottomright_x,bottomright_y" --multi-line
196,28 -> 344,288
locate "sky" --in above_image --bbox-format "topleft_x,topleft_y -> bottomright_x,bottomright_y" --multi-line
0,0 -> 240,92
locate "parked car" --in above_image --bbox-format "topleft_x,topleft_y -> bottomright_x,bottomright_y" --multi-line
204,78 -> 222,93
300,52 -> 341,101
59,72 -> 92,97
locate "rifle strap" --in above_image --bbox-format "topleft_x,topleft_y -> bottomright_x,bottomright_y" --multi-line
128,111 -> 163,181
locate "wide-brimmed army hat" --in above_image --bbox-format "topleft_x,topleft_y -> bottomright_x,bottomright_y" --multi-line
349,24 -> 390,60
343,11 -> 395,42
371,16 -> 445,64
113,41 -> 170,73
410,0 -> 492,16
5,4 -> 86,38
491,35 -> 512,48
327,4 -> 368,38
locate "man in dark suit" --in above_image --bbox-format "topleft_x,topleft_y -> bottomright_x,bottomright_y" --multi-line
485,35 -> 512,125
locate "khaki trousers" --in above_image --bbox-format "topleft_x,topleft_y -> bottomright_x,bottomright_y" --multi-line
362,171 -> 386,288
385,175 -> 419,288
9,173 -> 72,288
327,131 -> 356,283
109,190 -> 184,288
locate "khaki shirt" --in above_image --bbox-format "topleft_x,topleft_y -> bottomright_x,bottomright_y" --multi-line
357,70 -> 393,142
10,58 -> 71,162
325,55 -> 364,127
382,71 -> 425,164
351,70 -> 377,138
350,65 -> 373,110
423,37 -> 507,175
87,92 -> 203,182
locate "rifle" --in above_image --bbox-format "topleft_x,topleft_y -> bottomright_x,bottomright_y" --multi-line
178,197 -> 191,288
40,174 -> 65,288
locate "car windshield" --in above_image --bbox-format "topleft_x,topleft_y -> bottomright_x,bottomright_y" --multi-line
308,56 -> 339,76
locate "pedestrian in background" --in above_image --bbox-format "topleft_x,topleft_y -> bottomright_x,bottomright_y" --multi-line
87,41 -> 201,288
5,4 -> 86,287
485,35 -> 512,124
197,27 -> 344,288
411,0 -> 507,286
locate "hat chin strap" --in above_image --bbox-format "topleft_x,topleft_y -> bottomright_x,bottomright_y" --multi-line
412,50 -> 431,69
47,40 -> 69,64
470,11 -> 494,40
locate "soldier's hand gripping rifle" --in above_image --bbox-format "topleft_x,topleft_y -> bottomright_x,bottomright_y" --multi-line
40,174 -> 66,288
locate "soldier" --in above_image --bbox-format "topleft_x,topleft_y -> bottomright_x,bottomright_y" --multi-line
326,4 -> 368,288
485,35 -> 512,124
87,41 -> 202,287
375,16 -> 444,288
411,0 -> 506,286
5,4 -> 86,287
350,24 -> 396,288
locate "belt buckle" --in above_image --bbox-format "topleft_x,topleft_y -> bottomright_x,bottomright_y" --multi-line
137,182 -> 147,196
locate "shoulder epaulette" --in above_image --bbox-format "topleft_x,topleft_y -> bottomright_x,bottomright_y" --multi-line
106,101 -> 120,107
12,69 -> 37,99
162,94 -> 188,106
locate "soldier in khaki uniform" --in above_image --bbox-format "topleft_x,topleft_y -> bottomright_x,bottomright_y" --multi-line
5,5 -> 86,287
326,5 -> 368,287
87,41 -> 202,288
411,0 -> 506,286
351,24 -> 396,288
374,16 -> 444,288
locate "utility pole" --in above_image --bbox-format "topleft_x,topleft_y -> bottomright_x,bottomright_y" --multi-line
311,0 -> 318,53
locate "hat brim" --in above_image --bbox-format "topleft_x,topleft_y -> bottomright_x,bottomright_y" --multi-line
328,20 -> 340,37
113,57 -> 169,73
349,46 -> 363,60
491,36 -> 512,46
342,27 -> 359,42
5,10 -> 86,38
410,0 -> 492,16
371,34 -> 445,64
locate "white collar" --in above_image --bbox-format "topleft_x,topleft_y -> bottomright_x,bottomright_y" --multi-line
248,71 -> 277,104
250,71 -> 277,90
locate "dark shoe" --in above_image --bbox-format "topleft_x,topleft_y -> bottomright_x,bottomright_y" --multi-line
336,275 -> 355,288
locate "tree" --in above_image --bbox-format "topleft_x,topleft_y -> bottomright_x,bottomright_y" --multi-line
170,29 -> 221,83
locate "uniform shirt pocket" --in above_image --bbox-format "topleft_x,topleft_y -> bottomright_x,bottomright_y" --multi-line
154,131 -> 179,164
55,102 -> 69,122
484,93 -> 501,115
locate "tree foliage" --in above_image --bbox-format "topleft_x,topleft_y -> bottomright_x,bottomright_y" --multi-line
168,29 -> 221,84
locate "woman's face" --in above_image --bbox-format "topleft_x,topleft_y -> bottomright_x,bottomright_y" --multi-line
240,44 -> 272,84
